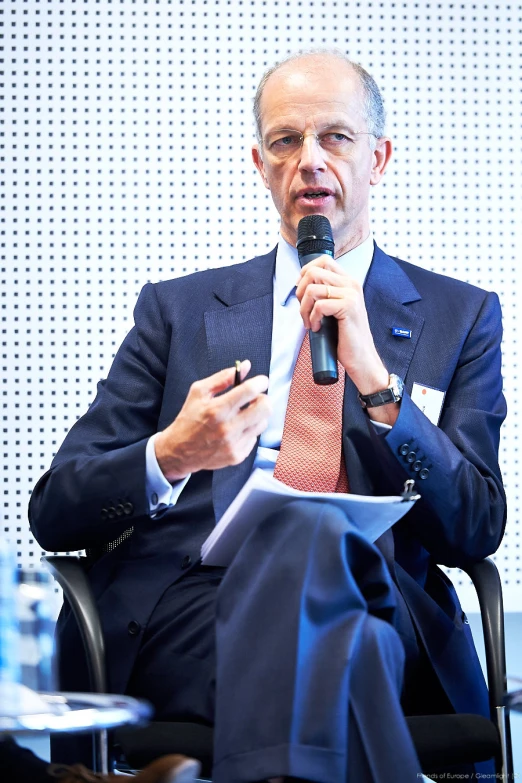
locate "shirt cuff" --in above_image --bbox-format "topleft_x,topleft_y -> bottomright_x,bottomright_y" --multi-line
145,433 -> 191,516
371,420 -> 392,433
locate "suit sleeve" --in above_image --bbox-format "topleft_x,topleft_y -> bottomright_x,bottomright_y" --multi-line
29,283 -> 170,553
374,290 -> 506,566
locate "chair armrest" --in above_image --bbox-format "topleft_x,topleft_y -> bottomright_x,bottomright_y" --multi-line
460,557 -> 506,717
42,555 -> 107,694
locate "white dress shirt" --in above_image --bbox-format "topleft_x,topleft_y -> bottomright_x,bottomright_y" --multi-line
146,233 -> 376,515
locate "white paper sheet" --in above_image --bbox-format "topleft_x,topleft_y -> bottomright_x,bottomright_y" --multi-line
201,469 -> 419,566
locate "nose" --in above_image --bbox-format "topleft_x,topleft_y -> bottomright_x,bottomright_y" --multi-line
297,133 -> 327,173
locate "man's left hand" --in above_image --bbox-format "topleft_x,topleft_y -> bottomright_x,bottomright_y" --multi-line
296,254 -> 400,426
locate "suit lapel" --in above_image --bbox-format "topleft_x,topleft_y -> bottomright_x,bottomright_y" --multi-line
206,249 -> 276,522
343,245 -> 425,494
364,245 -> 425,380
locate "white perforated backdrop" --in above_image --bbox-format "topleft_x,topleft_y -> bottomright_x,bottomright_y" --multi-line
1,1 -> 521,612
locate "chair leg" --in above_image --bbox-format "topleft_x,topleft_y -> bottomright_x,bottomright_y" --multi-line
496,704 -> 513,780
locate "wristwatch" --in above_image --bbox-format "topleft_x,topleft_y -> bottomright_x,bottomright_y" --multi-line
358,374 -> 404,409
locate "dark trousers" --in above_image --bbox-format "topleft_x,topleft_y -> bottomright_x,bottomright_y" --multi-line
129,500 -> 422,782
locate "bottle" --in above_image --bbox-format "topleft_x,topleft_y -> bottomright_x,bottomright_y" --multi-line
16,569 -> 58,692
0,539 -> 21,686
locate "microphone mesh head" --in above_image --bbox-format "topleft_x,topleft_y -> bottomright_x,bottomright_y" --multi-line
297,215 -> 334,257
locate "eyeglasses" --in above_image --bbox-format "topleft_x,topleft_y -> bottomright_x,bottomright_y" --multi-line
263,128 -> 377,160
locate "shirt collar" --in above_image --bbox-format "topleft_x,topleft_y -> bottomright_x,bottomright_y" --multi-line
274,232 -> 375,306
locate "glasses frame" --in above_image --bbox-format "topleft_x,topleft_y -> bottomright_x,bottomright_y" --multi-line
262,128 -> 378,158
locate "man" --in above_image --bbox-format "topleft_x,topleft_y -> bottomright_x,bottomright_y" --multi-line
30,50 -> 506,783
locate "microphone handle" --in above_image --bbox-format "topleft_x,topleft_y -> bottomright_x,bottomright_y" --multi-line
299,251 -> 338,385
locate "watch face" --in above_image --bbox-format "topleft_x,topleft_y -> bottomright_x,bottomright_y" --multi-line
390,374 -> 404,398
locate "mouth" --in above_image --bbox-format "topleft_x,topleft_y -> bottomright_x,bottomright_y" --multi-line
295,188 -> 335,204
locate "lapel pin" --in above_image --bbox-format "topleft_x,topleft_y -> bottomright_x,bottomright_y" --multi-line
391,327 -> 412,339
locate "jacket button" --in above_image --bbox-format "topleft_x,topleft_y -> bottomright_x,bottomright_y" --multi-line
406,451 -> 417,464
419,468 -> 430,480
181,555 -> 192,570
128,620 -> 141,636
412,460 -> 422,472
101,508 -> 108,520
399,444 -> 410,456
115,503 -> 124,517
107,506 -> 116,519
123,502 -> 134,516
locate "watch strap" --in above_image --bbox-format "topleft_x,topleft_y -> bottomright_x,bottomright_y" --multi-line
358,374 -> 404,409
359,388 -> 397,408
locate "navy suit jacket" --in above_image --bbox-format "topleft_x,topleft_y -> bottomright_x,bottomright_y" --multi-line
30,244 -> 506,719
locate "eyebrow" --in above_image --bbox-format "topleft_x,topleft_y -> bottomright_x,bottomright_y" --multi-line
266,122 -> 361,136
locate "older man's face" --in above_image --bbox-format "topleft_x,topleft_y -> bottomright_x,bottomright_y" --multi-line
252,57 -> 390,257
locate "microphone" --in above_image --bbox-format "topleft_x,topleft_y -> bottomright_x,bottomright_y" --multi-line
297,215 -> 338,385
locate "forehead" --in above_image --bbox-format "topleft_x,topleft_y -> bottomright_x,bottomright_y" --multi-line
259,57 -> 367,133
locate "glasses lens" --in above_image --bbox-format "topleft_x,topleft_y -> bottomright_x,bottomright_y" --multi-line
265,131 -> 303,157
318,131 -> 356,154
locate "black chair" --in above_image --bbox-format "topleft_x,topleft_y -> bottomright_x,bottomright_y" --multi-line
43,554 -> 513,780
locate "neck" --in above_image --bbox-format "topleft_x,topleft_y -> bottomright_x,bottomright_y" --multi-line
333,226 -> 370,258
280,216 -> 370,258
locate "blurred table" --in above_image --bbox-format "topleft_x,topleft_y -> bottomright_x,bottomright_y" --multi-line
0,687 -> 152,735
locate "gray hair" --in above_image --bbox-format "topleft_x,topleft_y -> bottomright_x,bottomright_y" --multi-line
253,49 -> 386,147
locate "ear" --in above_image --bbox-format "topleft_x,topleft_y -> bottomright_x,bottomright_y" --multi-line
252,144 -> 271,190
370,137 -> 393,186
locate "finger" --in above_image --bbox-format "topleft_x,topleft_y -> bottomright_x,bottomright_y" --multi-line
308,297 -> 352,331
296,268 -> 351,302
235,398 -> 272,447
195,364 -> 243,397
219,395 -> 271,446
239,358 -> 251,382
225,374 -> 270,412
300,267 -> 348,288
242,415 -> 271,440
299,284 -> 347,328
237,392 -> 272,426
194,359 -> 252,399
302,281 -> 347,303
219,398 -> 271,462
297,255 -> 344,280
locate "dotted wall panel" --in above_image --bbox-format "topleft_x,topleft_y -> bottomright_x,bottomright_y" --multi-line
1,0 -> 521,611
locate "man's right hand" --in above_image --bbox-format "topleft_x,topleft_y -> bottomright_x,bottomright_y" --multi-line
154,360 -> 271,483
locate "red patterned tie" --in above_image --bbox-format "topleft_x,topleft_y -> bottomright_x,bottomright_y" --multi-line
274,332 -> 349,493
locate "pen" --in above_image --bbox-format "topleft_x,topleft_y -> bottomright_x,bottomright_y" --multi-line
234,360 -> 241,388
235,360 -> 250,409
